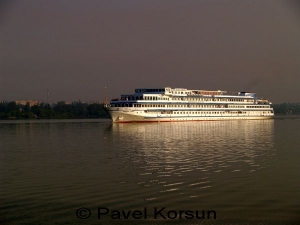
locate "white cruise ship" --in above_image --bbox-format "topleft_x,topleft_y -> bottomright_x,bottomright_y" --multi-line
104,87 -> 274,122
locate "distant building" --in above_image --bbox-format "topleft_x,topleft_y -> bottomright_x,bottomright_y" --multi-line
87,101 -> 103,104
15,100 -> 42,107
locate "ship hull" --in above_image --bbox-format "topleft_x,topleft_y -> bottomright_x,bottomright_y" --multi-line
105,107 -> 274,123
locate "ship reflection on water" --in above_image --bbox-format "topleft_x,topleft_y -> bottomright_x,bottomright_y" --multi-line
107,120 -> 275,204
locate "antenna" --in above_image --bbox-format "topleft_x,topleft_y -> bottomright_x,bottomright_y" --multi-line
104,86 -> 108,104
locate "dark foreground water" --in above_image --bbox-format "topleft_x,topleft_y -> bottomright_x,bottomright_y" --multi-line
0,117 -> 299,225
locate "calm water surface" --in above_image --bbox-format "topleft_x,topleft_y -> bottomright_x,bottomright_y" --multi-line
0,118 -> 299,224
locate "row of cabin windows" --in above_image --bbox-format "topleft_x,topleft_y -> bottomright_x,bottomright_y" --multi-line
113,104 -> 228,108
121,96 -> 169,100
230,105 -> 245,108
146,111 -> 273,114
144,96 -> 168,100
119,96 -> 254,102
135,89 -> 191,94
247,105 -> 269,108
112,104 -> 268,109
173,111 -> 239,114
121,96 -> 143,100
177,97 -> 252,102
173,91 -> 188,94
134,89 -> 226,96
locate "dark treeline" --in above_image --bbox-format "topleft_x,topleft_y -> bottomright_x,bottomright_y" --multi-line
0,102 -> 108,119
1,101 -> 299,119
272,103 -> 300,114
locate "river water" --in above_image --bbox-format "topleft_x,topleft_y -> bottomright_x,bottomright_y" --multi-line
0,117 -> 299,224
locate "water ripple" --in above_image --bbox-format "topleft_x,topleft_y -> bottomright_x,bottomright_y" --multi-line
2,119 -> 299,224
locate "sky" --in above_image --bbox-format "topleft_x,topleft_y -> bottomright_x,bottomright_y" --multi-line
0,0 -> 300,104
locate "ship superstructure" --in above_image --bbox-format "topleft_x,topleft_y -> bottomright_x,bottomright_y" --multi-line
104,87 -> 274,122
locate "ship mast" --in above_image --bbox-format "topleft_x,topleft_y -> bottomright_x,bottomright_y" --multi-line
104,86 -> 108,105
